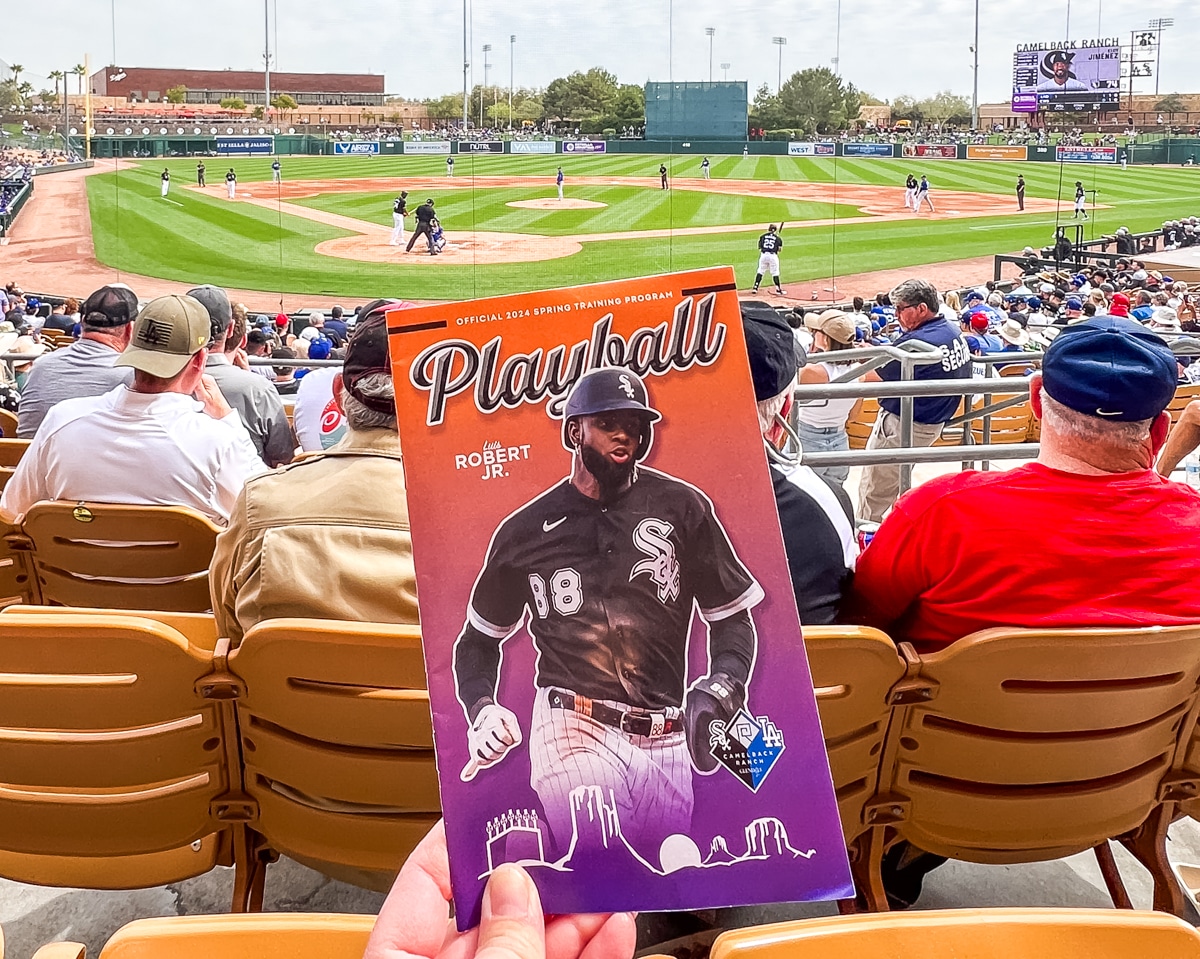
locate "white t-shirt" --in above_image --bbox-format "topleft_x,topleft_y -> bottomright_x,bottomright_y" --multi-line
0,385 -> 268,525
292,366 -> 346,452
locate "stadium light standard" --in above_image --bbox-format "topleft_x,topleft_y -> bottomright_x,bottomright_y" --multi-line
833,0 -> 841,75
705,28 -> 715,83
482,44 -> 491,129
772,37 -> 787,93
971,0 -> 980,130
462,0 -> 469,129
263,0 -> 271,114
509,35 -> 516,132
110,0 -> 116,65
1148,18 -> 1174,95
721,62 -> 731,81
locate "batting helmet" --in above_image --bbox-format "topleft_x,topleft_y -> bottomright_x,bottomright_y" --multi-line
561,368 -> 661,460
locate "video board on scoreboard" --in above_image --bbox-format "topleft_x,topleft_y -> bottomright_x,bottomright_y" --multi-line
1012,39 -> 1121,113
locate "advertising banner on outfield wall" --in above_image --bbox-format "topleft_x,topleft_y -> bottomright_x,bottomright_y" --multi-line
459,141 -> 505,154
216,136 -> 274,155
901,144 -> 958,159
1055,145 -> 1117,163
386,267 -> 852,928
966,145 -> 1028,161
404,140 -> 453,155
334,141 -> 380,155
787,142 -> 836,156
562,140 -> 608,154
510,141 -> 558,154
842,142 -> 894,157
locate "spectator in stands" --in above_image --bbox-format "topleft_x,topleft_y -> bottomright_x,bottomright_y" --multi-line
1,295 -> 266,525
856,278 -> 972,522
846,317 -> 1200,653
211,306 -> 417,644
743,304 -> 856,625
797,309 -> 867,487
245,329 -> 275,379
189,285 -> 294,468
271,347 -> 301,394
364,821 -> 635,959
17,285 -> 139,437
40,299 -> 77,335
325,304 -> 349,342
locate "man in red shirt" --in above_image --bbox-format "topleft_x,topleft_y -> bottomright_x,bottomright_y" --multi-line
846,316 -> 1200,655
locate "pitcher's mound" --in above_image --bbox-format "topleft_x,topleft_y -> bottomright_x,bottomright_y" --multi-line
506,198 -> 608,210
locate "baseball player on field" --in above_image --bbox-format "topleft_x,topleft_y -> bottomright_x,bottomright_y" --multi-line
915,174 -> 935,213
196,160 -> 206,187
701,156 -> 711,179
390,191 -> 409,246
160,168 -> 170,198
225,168 -> 237,199
446,155 -> 455,177
1074,180 -> 1088,219
752,224 -> 786,296
453,368 -> 762,855
271,158 -> 282,183
903,173 -> 917,210
556,166 -> 564,201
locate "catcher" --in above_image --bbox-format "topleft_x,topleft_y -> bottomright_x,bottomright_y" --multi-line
452,367 -> 763,855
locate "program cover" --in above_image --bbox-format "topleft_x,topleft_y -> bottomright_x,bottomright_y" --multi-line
387,267 -> 852,926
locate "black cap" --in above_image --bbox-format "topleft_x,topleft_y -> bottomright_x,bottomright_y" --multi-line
741,301 -> 801,401
80,285 -> 139,328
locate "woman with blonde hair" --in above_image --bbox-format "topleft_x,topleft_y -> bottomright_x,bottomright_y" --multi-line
797,309 -> 871,487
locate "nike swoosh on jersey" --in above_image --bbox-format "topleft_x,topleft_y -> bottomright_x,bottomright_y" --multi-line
1094,409 -> 1124,417
542,517 -> 567,532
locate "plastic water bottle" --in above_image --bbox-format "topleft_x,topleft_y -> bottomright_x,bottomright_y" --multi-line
1185,451 -> 1200,490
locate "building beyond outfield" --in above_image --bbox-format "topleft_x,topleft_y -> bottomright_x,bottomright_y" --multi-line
89,67 -> 386,107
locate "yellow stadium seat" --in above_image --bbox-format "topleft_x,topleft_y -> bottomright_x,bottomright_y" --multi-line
0,409 -> 18,438
710,908 -> 1200,959
31,914 -> 375,959
0,610 -> 242,893
844,398 -> 877,450
0,438 -> 30,468
226,619 -> 439,907
15,501 -> 219,611
1168,386 -> 1200,427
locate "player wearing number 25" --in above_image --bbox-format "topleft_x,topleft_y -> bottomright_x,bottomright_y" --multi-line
210,304 -> 420,645
453,367 -> 763,856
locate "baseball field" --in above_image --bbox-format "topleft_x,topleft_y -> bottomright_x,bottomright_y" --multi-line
83,153 -> 1200,300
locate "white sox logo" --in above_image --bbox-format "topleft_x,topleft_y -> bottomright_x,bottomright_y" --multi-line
618,374 -> 637,399
629,518 -> 680,604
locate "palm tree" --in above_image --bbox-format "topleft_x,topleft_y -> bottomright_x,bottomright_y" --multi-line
10,64 -> 23,85
48,70 -> 65,102
73,64 -> 86,96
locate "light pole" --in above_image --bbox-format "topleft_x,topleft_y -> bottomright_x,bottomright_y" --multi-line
110,0 -> 117,65
482,44 -> 491,129
462,0 -> 469,129
263,0 -> 271,113
772,37 -> 787,93
971,0 -> 980,130
705,27 -> 715,83
509,35 -> 515,132
1149,18 -> 1174,95
721,62 -> 731,81
833,0 -> 841,75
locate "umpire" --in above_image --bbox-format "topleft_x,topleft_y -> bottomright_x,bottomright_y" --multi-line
405,198 -> 437,255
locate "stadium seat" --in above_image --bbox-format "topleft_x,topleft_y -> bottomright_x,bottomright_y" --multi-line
0,438 -> 30,467
1167,385 -> 1200,427
802,626 -> 904,853
850,625 -> 1200,913
0,604 -> 219,652
30,914 -> 375,959
225,619 -> 439,907
844,398 -> 878,450
0,409 -> 17,438
0,610 -> 240,893
967,392 -> 1035,444
0,522 -> 39,606
13,501 -> 220,611
710,908 -> 1200,959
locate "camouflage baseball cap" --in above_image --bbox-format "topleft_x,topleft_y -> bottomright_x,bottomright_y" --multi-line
116,295 -> 210,378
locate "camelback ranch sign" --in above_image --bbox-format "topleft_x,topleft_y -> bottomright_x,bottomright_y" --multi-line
386,269 -> 852,926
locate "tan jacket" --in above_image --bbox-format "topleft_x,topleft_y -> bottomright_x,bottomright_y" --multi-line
210,427 -> 419,644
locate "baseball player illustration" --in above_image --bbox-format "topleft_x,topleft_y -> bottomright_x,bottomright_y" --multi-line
271,158 -> 282,183
751,224 -> 786,296
556,166 -> 564,201
915,175 -> 935,213
390,191 -> 409,246
903,173 -> 917,210
196,160 -> 206,187
1074,180 -> 1088,219
660,163 -> 669,189
225,168 -> 237,199
701,156 -> 711,180
452,367 -> 762,856
446,155 -> 455,177
160,168 -> 170,198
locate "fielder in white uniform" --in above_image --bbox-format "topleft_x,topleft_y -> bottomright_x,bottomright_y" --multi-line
390,192 -> 409,246
225,169 -> 237,199
160,169 -> 170,198
903,174 -> 917,210
452,369 -> 761,857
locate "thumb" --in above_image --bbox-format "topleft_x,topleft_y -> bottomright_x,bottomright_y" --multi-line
475,865 -> 545,959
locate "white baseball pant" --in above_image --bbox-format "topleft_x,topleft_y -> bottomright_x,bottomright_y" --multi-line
273,169 -> 282,183
161,180 -> 169,197
758,252 -> 780,277
904,187 -> 915,209
917,190 -> 935,212
226,180 -> 236,199
390,213 -> 406,245
528,686 -> 693,857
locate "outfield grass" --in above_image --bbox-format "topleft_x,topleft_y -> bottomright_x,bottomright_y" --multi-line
86,154 -> 1200,300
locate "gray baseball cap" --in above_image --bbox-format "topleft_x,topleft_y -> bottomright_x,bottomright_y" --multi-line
186,284 -> 232,345
116,295 -> 210,378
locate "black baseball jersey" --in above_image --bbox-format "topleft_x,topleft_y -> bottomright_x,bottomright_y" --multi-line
393,196 -> 407,215
1076,184 -> 1085,201
758,232 -> 782,254
161,171 -> 169,181
906,175 -> 917,189
459,469 -> 762,710
226,171 -> 236,182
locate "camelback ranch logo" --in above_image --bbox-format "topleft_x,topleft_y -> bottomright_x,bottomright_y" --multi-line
334,141 -> 380,155
407,294 -> 727,425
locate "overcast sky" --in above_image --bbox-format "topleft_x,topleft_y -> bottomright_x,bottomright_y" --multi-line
4,0 -> 1195,106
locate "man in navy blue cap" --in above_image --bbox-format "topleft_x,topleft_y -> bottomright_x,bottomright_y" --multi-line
847,315 -> 1200,656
